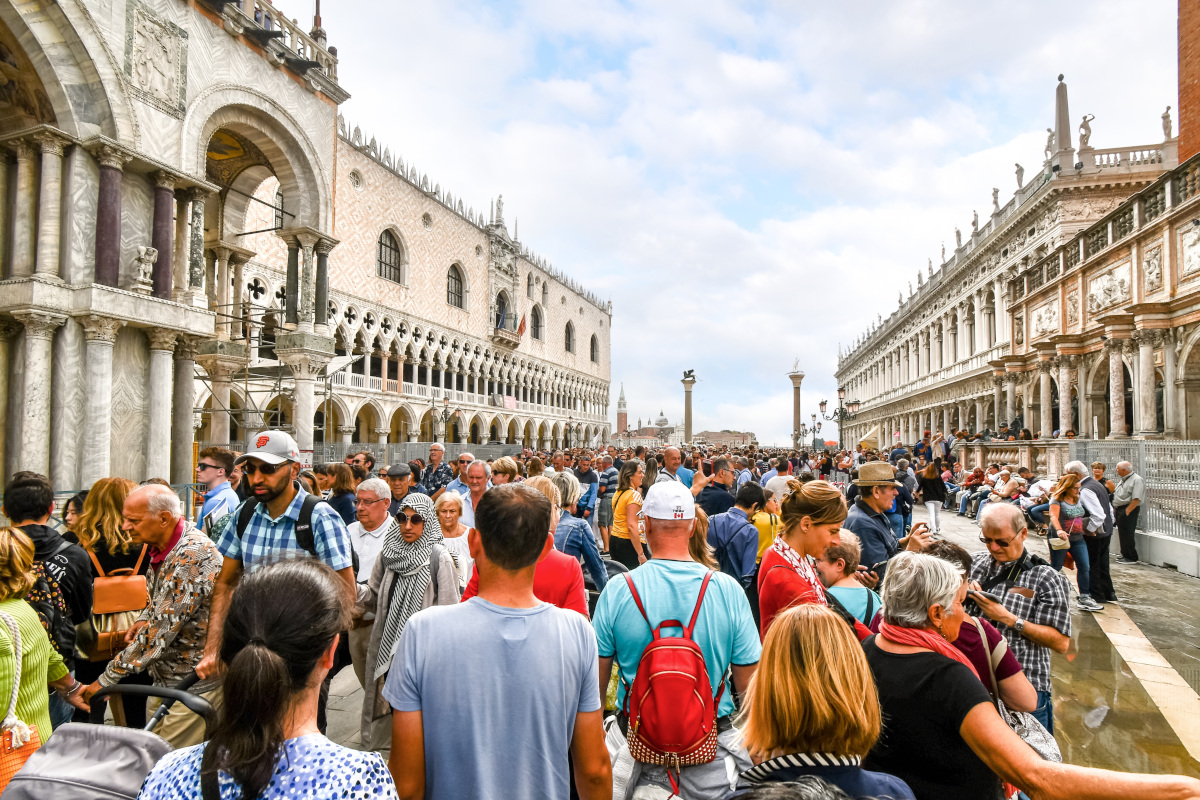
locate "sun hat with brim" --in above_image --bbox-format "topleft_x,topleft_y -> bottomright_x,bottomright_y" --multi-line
852,462 -> 902,487
234,430 -> 301,466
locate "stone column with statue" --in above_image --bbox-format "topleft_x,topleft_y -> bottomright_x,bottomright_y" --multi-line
682,370 -> 696,444
788,363 -> 804,449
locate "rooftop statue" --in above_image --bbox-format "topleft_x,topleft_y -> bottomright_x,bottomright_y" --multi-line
1078,114 -> 1094,149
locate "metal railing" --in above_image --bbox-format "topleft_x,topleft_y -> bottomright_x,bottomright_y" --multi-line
314,442 -> 524,466
1069,440 -> 1200,542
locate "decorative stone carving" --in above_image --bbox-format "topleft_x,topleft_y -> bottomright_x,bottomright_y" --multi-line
14,311 -> 65,341
992,188 -> 1000,214
972,210 -> 979,232
1144,244 -> 1163,293
1013,315 -> 1024,346
81,315 -> 124,343
129,246 -> 158,294
1181,225 -> 1200,278
146,329 -> 177,351
1066,292 -> 1080,325
1032,302 -> 1059,338
955,228 -> 962,248
175,335 -> 199,361
1015,163 -> 1024,188
1078,114 -> 1094,149
1087,261 -> 1131,314
1163,106 -> 1173,140
126,4 -> 187,112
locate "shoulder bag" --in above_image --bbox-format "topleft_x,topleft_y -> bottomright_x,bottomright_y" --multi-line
0,611 -> 42,792
972,616 -> 1061,763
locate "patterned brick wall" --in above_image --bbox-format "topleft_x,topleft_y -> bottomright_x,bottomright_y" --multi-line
1181,0 -> 1200,161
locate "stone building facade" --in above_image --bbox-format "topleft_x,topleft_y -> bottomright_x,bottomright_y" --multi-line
836,77 -> 1200,450
0,0 -> 610,491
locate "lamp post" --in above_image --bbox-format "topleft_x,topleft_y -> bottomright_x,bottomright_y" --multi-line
820,387 -> 860,451
432,396 -> 452,442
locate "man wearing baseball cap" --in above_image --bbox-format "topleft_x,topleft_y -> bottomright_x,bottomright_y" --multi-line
197,430 -> 355,684
592,481 -> 761,796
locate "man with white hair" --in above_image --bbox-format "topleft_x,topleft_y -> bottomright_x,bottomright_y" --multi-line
80,484 -> 222,748
968,503 -> 1071,735
346,477 -> 396,687
1113,461 -> 1145,564
1065,460 -> 1118,602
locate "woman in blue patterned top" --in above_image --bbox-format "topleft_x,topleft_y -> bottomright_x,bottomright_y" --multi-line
138,560 -> 397,800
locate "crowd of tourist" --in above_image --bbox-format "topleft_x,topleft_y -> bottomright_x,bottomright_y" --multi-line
0,430 -> 1191,800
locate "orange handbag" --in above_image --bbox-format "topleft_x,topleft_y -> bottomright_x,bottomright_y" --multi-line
89,546 -> 149,615
0,612 -> 41,792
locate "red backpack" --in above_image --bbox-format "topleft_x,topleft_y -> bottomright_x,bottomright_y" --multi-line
621,571 -> 722,792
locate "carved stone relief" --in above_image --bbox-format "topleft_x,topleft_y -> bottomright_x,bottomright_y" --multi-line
1061,195 -> 1121,223
124,3 -> 188,115
1066,292 -> 1079,325
1031,301 -> 1059,338
1181,226 -> 1200,279
1013,315 -> 1024,346
1143,244 -> 1163,293
1087,261 -> 1131,315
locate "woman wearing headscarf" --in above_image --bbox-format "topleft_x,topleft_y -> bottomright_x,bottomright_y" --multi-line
354,493 -> 459,749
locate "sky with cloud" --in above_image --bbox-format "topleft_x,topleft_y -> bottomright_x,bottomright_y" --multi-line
328,0 -> 1178,446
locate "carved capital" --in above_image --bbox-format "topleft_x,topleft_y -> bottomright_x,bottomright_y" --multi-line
11,139 -> 35,162
146,329 -> 178,352
174,335 -> 199,361
1104,336 -> 1126,353
185,186 -> 211,203
80,314 -> 124,343
1036,359 -> 1055,374
92,144 -> 129,170
34,132 -> 67,157
337,426 -> 356,436
314,238 -> 337,256
153,171 -> 177,191
14,311 -> 66,340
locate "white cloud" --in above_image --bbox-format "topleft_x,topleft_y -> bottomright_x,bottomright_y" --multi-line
324,0 -> 1177,444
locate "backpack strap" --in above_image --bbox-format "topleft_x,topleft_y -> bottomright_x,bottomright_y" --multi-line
683,571 -> 714,639
429,543 -> 443,600
87,547 -> 107,578
623,573 -> 652,629
131,544 -> 148,575
293,493 -> 322,557
234,498 -> 260,540
862,590 -> 877,625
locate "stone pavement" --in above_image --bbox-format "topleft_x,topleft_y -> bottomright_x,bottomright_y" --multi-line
921,504 -> 1200,778
324,504 -> 1200,778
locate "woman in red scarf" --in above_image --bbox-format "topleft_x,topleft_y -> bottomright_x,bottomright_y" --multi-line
757,480 -> 872,641
862,551 -> 1200,800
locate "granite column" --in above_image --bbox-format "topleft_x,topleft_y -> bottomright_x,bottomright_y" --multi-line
151,172 -> 175,299
94,146 -> 127,287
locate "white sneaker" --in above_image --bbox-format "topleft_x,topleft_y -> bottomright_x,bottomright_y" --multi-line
1077,595 -> 1104,612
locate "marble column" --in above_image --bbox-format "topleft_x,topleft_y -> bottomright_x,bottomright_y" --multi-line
211,247 -> 231,338
1005,379 -> 1016,426
34,134 -> 66,278
278,350 -> 328,453
1134,330 -> 1158,436
171,337 -> 197,485
230,253 -> 250,339
0,321 -> 20,485
957,401 -> 968,433
975,399 -> 986,432
683,375 -> 697,444
11,141 -> 37,278
787,370 -> 803,448
992,378 -> 1003,431
1076,358 -> 1090,438
284,238 -> 299,326
942,406 -> 951,438
1163,331 -> 1179,437
1037,361 -> 1054,439
79,316 -> 123,488
993,277 -> 1008,342
187,189 -> 207,299
151,172 -> 176,299
1058,357 -> 1074,435
339,425 -> 355,445
172,190 -> 190,302
94,146 -> 127,287
15,312 -> 66,475
1107,339 -> 1128,438
208,367 -> 233,444
297,232 -> 318,333
145,330 -> 176,480
315,239 -> 333,335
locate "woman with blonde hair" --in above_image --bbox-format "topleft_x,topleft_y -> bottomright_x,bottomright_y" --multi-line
733,604 -> 913,799
0,528 -> 88,747
74,476 -> 152,725
690,507 -> 718,570
490,456 -> 519,485
757,480 -> 869,639
1048,472 -> 1102,611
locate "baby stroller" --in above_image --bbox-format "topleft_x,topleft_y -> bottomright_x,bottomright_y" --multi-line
1,672 -> 215,799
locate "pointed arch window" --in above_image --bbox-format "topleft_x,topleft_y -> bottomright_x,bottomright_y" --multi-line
565,321 -> 575,353
590,334 -> 599,363
377,231 -> 404,283
531,306 -> 543,340
447,265 -> 464,308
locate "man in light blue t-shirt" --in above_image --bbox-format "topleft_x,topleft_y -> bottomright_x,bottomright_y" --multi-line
384,484 -> 611,800
593,481 -> 761,799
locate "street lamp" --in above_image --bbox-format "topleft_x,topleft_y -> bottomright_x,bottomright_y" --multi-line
432,396 -> 453,442
820,388 -> 860,451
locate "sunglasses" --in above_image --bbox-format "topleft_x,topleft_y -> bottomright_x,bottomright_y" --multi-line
979,535 -> 1018,548
196,463 -> 220,472
396,512 -> 426,526
458,459 -> 472,464
241,462 -> 282,476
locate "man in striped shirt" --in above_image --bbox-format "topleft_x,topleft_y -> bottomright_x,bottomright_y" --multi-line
595,455 -> 619,552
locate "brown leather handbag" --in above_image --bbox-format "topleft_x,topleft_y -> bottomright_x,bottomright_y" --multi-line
82,546 -> 149,661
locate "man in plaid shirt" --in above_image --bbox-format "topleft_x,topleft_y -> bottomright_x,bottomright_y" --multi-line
968,503 -> 1071,734
197,431 -> 354,681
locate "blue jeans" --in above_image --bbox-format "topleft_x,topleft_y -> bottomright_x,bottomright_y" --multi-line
1032,689 -> 1054,735
1049,536 -> 1091,596
1028,503 -> 1050,525
885,513 -> 905,540
48,675 -> 74,729
975,499 -> 989,521
958,492 -> 972,514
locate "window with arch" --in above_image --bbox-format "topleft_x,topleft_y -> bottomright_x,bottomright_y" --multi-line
447,264 -> 464,308
377,231 -> 404,284
531,306 -> 543,340
590,334 -> 599,362
274,189 -> 284,230
495,291 -> 510,329
564,321 -> 575,353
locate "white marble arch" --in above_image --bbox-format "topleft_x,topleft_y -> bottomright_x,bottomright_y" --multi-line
182,85 -> 330,230
0,1 -> 135,140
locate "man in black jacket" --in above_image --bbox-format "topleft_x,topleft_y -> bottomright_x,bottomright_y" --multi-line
2,471 -> 94,727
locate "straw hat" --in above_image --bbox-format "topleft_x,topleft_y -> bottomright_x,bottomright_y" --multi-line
853,462 -> 902,487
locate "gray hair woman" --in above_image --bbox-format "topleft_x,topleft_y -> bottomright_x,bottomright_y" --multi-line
354,493 -> 459,749
863,552 -> 1200,800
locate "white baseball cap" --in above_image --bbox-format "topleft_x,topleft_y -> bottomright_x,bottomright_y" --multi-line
641,481 -> 696,521
235,430 -> 301,466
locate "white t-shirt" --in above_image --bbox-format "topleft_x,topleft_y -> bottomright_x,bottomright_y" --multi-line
765,475 -> 794,502
442,534 -> 473,589
347,518 -> 389,582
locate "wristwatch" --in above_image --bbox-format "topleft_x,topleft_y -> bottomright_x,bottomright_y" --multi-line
1013,618 -> 1026,635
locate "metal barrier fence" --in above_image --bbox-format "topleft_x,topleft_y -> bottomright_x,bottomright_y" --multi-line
314,442 -> 524,467
1069,440 -> 1200,543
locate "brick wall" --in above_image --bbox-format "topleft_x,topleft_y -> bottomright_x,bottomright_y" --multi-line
1181,0 -> 1200,161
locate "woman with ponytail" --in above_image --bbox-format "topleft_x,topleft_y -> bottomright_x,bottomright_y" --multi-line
138,560 -> 398,800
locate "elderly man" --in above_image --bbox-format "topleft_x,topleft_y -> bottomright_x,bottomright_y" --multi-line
422,444 -> 454,500
1065,460 -> 1118,602
347,477 -> 395,687
1113,461 -> 1145,564
81,485 -> 222,747
445,452 -> 474,497
844,462 -> 929,583
969,503 -> 1071,735
459,459 -> 492,528
385,463 -> 423,516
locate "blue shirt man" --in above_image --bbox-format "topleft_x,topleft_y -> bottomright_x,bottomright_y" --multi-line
198,481 -> 240,532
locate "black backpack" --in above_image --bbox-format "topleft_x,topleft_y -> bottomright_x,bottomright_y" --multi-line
233,490 -> 360,576
28,539 -> 74,666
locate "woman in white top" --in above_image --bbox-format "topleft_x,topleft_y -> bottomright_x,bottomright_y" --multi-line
434,490 -> 472,589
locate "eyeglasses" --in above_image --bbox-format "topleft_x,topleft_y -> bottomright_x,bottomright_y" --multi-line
458,459 -> 472,464
196,463 -> 220,473
979,535 -> 1017,549
396,512 -> 425,526
355,498 -> 387,507
241,462 -> 282,476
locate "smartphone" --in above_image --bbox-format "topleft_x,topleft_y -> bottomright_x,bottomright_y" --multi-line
868,560 -> 888,574
969,589 -> 1004,604
701,459 -> 713,477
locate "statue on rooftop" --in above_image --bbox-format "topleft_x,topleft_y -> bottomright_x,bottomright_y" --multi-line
955,227 -> 962,248
1163,106 -> 1173,140
992,188 -> 1000,214
1015,163 -> 1025,188
941,243 -> 945,262
1044,128 -> 1054,161
972,210 -> 979,232
1078,114 -> 1094,149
